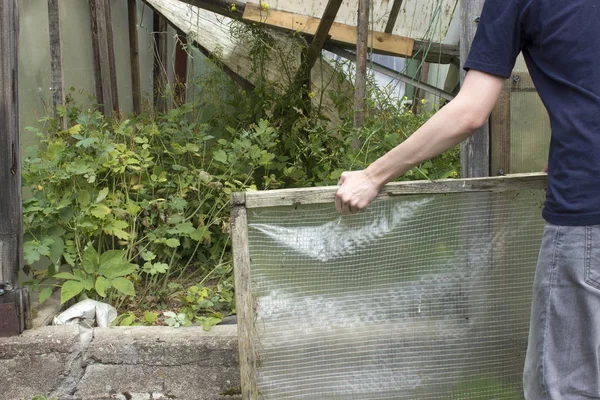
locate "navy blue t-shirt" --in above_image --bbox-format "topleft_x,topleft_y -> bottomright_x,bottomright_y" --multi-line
464,0 -> 600,226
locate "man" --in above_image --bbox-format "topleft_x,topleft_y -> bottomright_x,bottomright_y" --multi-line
335,0 -> 600,398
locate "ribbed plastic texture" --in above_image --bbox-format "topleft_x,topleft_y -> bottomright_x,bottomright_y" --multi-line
247,189 -> 545,399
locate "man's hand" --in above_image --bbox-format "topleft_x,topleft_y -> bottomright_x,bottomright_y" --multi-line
335,170 -> 382,214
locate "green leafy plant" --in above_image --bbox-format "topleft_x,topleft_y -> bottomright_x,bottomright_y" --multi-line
53,246 -> 137,304
22,25 -> 458,326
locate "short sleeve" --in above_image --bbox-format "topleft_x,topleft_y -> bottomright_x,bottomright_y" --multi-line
464,0 -> 525,78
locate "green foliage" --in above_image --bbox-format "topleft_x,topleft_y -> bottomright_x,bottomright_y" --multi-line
22,25 -> 458,326
453,377 -> 521,399
53,246 -> 137,303
26,397 -> 59,400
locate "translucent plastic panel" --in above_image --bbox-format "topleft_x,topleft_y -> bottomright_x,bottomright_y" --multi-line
510,92 -> 551,173
246,189 -> 545,399
509,55 -> 551,173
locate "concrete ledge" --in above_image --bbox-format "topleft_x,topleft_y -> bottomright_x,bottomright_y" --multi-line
0,325 -> 241,400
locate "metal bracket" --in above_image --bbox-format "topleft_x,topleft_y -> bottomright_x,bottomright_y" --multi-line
0,287 -> 30,337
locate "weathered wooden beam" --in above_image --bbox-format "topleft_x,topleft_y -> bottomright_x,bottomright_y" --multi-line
412,61 -> 430,113
128,0 -> 142,114
354,0 -> 369,128
230,194 -> 259,399
326,45 -> 455,101
89,0 -> 115,116
242,3 -> 414,59
0,0 -> 21,291
304,0 -> 344,71
241,173 -> 547,208
153,12 -> 168,113
490,80 -> 511,176
105,0 -> 119,114
89,0 -> 104,113
47,0 -> 66,129
384,0 -> 403,34
0,0 -> 28,338
459,0 -> 489,178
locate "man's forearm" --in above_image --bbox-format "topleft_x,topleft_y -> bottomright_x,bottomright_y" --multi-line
364,70 -> 504,187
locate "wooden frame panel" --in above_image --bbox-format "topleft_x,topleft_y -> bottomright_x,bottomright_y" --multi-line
231,173 -> 546,398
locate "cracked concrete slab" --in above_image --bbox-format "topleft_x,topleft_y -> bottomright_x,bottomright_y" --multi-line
0,325 -> 241,400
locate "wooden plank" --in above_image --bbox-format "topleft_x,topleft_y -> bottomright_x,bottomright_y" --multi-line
0,0 -> 22,290
239,173 -> 547,208
384,0 -> 403,34
128,0 -> 142,114
242,2 -> 415,59
325,44 -> 455,101
490,80 -> 511,176
459,0 -> 489,178
354,0 -> 369,128
230,193 -> 259,399
47,0 -> 66,129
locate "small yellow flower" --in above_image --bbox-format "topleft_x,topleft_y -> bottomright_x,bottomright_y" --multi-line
451,171 -> 459,178
308,91 -> 316,99
230,3 -> 236,12
420,98 -> 426,104
261,2 -> 269,11
241,90 -> 246,95
37,185 -> 43,191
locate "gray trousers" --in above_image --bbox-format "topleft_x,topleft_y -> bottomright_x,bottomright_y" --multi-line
524,224 -> 600,399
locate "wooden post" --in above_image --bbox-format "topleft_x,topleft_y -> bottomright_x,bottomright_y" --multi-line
490,80 -> 511,176
412,61 -> 431,113
459,0 -> 489,177
153,12 -> 168,113
174,34 -> 188,106
47,0 -> 66,129
231,193 -> 259,399
89,0 -> 104,113
0,0 -> 29,337
0,0 -> 21,291
128,0 -> 142,114
105,0 -> 119,115
89,0 -> 117,117
354,0 -> 369,128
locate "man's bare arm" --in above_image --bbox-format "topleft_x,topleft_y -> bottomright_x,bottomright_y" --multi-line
335,70 -> 505,214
